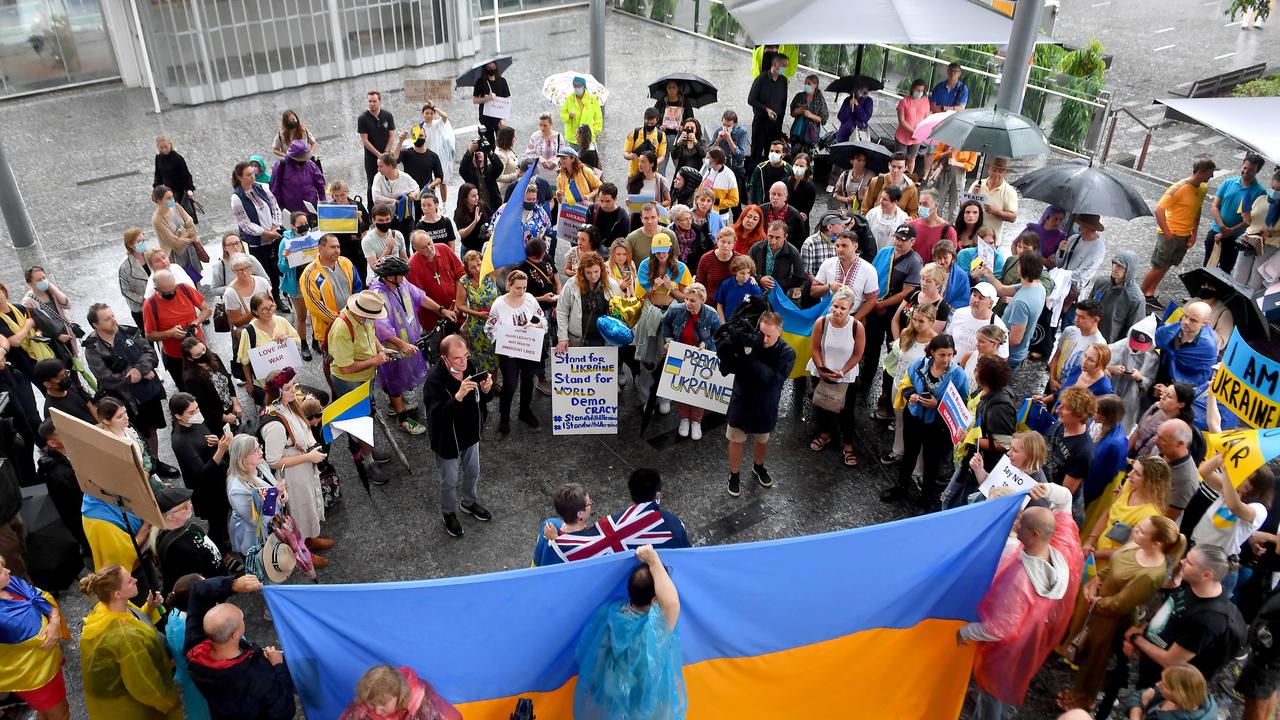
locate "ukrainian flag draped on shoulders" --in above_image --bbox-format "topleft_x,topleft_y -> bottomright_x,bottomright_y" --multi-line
481,165 -> 538,278
767,284 -> 829,378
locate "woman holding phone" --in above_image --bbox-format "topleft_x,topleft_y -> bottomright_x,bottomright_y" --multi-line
168,392 -> 233,554
260,368 -> 331,567
225,435 -> 282,563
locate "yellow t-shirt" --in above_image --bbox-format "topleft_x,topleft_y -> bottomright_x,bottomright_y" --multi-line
1096,481 -> 1163,557
328,311 -> 382,383
556,166 -> 601,205
236,317 -> 302,386
1157,179 -> 1209,237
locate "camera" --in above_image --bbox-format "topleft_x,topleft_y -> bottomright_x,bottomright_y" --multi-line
475,131 -> 493,153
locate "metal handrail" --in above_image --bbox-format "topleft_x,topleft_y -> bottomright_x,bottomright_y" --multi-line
1099,107 -> 1158,172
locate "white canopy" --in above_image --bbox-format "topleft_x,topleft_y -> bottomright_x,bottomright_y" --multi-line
721,0 -> 1054,44
1157,97 -> 1280,163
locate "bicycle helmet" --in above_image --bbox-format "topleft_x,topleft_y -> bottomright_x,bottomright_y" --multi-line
373,256 -> 411,277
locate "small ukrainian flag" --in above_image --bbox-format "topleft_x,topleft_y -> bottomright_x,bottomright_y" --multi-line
317,204 -> 358,234
664,356 -> 683,375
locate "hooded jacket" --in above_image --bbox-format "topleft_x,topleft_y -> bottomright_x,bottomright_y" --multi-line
1090,250 -> 1146,343
186,640 -> 296,720
424,357 -> 488,459
269,155 -> 326,216
79,603 -> 181,719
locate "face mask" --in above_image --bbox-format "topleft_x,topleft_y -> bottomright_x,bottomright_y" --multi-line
855,90 -> 867,98
523,201 -> 536,211
159,290 -> 177,300
55,376 -> 72,391
285,119 -> 299,129
295,224 -> 309,235
912,91 -> 923,99
414,138 -> 426,148
1268,188 -> 1280,200
135,240 -> 152,254
574,87 -> 584,97
792,166 -> 806,178
34,279 -> 49,292
375,221 -> 392,233
768,151 -> 782,164
192,353 -> 210,364
645,122 -> 657,131
805,85 -> 815,95
187,411 -> 205,426
166,199 -> 176,209
918,206 -> 932,219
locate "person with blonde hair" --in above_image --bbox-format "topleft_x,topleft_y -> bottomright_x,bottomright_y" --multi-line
806,286 -> 866,465
1083,455 -> 1171,570
119,228 -> 152,327
225,434 -> 281,559
660,282 -> 722,440
1057,515 -> 1186,712
970,431 -> 1049,487
454,249 -> 499,386
1121,664 -> 1217,718
957,323 -> 1008,389
78,565 -> 179,719
876,302 -> 936,458
0,554 -> 68,720
339,665 -> 461,720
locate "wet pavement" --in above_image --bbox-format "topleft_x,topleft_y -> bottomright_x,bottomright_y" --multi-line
0,6 -> 1253,720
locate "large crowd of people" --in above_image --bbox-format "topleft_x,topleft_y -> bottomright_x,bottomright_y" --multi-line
0,44 -> 1278,720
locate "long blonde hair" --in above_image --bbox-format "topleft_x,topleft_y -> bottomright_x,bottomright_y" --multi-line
898,303 -> 937,350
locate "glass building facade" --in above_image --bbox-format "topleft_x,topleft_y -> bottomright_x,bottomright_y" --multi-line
0,0 -> 120,98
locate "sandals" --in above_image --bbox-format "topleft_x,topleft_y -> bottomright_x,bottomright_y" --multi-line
842,447 -> 858,466
810,435 -> 832,451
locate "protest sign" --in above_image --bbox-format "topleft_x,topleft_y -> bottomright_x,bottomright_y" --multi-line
317,204 -> 358,234
551,347 -> 618,435
404,79 -> 452,104
50,409 -> 163,528
977,241 -> 995,272
494,323 -> 547,362
556,203 -> 589,242
656,342 -> 734,414
937,382 -> 973,445
960,191 -> 986,208
1211,329 -> 1280,429
979,455 -> 1036,497
1206,428 -> 1280,488
249,338 -> 303,378
482,96 -> 512,119
284,230 -> 324,268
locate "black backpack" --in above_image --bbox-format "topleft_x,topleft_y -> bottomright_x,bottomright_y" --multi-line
1184,595 -> 1248,680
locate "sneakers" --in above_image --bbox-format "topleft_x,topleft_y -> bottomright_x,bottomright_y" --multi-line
678,419 -> 690,437
727,472 -> 741,497
880,485 -> 909,503
690,422 -> 702,441
658,400 -> 671,415
753,464 -> 773,488
443,512 -> 463,537
535,377 -> 552,396
398,416 -> 426,435
518,410 -> 540,428
460,502 -> 493,521
879,451 -> 902,466
300,343 -> 313,362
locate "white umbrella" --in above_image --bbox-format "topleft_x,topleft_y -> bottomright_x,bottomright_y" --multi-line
542,72 -> 610,107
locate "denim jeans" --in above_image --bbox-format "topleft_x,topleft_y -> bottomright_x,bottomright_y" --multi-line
972,688 -> 1008,720
436,443 -> 480,513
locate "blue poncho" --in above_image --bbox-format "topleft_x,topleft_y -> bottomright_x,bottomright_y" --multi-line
574,601 -> 685,720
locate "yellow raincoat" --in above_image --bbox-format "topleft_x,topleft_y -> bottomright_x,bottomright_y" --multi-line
79,603 -> 181,720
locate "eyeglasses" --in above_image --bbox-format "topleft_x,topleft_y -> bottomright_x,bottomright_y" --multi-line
306,413 -> 323,420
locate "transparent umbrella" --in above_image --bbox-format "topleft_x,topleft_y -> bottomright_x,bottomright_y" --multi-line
542,72 -> 609,107
929,107 -> 1049,158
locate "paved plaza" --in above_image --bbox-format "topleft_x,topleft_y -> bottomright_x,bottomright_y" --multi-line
1,3 -> 1275,718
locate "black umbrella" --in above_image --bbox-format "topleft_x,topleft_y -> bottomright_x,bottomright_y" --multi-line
20,486 -> 85,592
1180,267 -> 1271,340
455,55 -> 513,88
648,73 -> 719,109
826,74 -> 884,94
1012,159 -> 1152,220
828,140 -> 891,174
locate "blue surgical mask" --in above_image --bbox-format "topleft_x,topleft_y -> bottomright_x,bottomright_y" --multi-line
574,87 -> 584,97
912,91 -> 924,99
34,280 -> 49,292
805,85 -> 815,95
918,206 -> 932,219
1268,188 -> 1280,200
166,199 -> 176,209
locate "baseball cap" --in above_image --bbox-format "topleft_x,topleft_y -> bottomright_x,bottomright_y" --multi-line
820,211 -> 850,229
892,223 -> 917,240
650,233 -> 674,254
972,282 -> 997,300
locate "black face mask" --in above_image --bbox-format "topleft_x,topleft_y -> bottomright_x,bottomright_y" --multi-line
159,290 -> 177,300
192,354 -> 210,364
414,139 -> 426,148
523,201 -> 536,211
645,122 -> 657,131
55,376 -> 72,391
285,119 -> 299,129
375,221 -> 392,233
295,224 -> 309,234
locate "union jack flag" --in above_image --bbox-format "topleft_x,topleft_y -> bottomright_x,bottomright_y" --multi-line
550,502 -> 675,563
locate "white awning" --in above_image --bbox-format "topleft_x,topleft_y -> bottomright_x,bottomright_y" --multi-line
1157,97 -> 1280,162
720,0 -> 1054,44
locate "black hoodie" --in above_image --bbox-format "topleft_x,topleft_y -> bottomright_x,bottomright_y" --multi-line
424,357 -> 489,459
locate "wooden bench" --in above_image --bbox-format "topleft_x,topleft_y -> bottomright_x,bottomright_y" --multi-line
1169,63 -> 1268,99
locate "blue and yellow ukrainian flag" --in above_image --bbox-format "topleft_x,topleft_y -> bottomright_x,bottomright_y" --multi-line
481,165 -> 537,278
767,284 -> 829,378
317,204 -> 358,234
321,380 -> 371,443
264,494 -> 1023,720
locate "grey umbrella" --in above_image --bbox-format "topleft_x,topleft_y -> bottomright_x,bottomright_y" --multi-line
1011,159 -> 1153,220
929,107 -> 1050,158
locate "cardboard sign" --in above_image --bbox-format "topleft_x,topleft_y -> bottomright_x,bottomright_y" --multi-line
284,230 -> 324,268
494,322 -> 547,361
482,96 -> 512,119
656,342 -> 734,414
1211,329 -> 1280,429
404,79 -> 452,104
551,347 -> 619,435
937,382 -> 973,445
249,338 -> 303,378
979,455 -> 1036,498
556,203 -> 590,242
50,409 -> 163,528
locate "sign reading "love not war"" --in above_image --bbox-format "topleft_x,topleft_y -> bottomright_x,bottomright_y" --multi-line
1211,329 -> 1280,429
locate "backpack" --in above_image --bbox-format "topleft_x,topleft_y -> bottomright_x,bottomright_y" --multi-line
1183,595 -> 1248,680
146,283 -> 200,332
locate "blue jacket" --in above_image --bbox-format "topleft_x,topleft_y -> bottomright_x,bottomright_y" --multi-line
660,302 -> 722,350
903,356 -> 968,423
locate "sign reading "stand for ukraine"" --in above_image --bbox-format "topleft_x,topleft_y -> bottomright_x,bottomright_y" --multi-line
1211,329 -> 1280,429
656,342 -> 734,414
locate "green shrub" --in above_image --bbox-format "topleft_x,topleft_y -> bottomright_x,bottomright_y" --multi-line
1232,75 -> 1280,97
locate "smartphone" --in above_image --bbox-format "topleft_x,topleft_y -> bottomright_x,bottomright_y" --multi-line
262,487 -> 279,516
918,392 -> 934,401
467,371 -> 490,383
1116,365 -> 1129,374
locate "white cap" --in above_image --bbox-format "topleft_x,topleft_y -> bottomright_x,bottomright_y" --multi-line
973,282 -> 997,300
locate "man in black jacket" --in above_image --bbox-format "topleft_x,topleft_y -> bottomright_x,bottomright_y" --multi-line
185,574 -> 295,720
749,221 -> 805,302
746,53 -> 789,168
154,487 -> 225,595
425,334 -> 495,538
36,419 -> 90,558
721,311 -> 795,497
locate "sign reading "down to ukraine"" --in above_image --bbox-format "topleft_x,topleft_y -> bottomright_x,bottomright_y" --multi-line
1211,329 -> 1280,429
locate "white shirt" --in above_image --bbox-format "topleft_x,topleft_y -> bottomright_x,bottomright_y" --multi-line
1050,325 -> 1105,382
223,277 -> 272,313
946,306 -> 1010,360
143,265 -> 195,299
865,206 -> 910,249
968,178 -> 1019,242
371,171 -> 420,207
814,256 -> 879,314
806,315 -> 860,383
1055,233 -> 1107,294
1193,495 -> 1267,555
